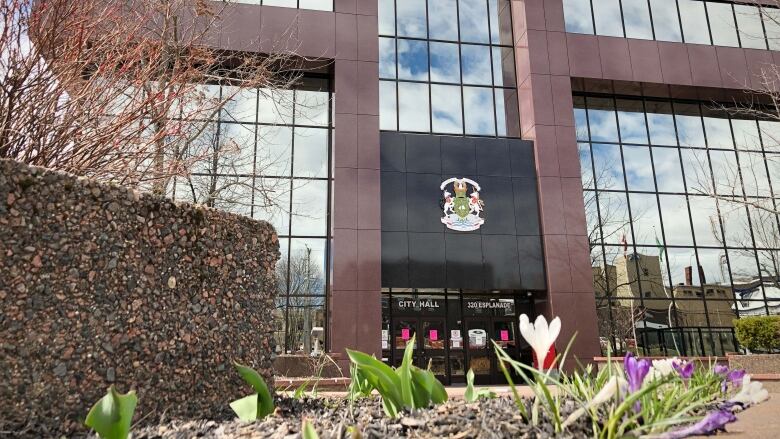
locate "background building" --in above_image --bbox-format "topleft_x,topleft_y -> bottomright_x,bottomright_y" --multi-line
162,0 -> 779,380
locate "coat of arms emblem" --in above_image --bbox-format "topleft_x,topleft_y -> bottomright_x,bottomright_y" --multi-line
440,177 -> 484,231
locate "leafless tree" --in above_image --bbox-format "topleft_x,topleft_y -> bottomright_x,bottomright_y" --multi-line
275,245 -> 326,354
0,0 -> 306,200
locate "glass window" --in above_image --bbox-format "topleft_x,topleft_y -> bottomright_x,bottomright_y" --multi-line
461,45 -> 493,85
575,100 -> 589,141
680,148 -> 710,194
291,180 -> 328,235
490,0 -> 514,45
293,127 -> 328,178
430,42 -> 460,83
652,147 -> 685,193
688,195 -> 722,246
706,2 -> 739,47
646,101 -> 677,145
258,89 -> 295,124
759,120 -> 780,152
617,99 -> 648,144
429,0 -> 459,40
257,125 -> 293,177
493,47 -> 515,87
623,145 -> 655,191
738,151 -> 771,197
298,0 -> 333,11
629,193 -> 663,245
253,177 -> 291,234
659,195 -> 694,245
679,0 -> 712,45
598,192 -> 630,244
379,38 -> 396,79
622,0 -> 654,39
463,87 -> 496,135
379,0 -> 395,35
674,104 -> 705,148
734,5 -> 767,49
221,86 -> 257,123
397,39 -> 429,81
580,143 -> 594,189
459,0 -> 491,43
593,143 -> 626,190
592,0 -> 624,37
380,81 -> 398,130
764,8 -> 780,51
587,98 -> 619,142
709,150 -> 739,196
431,85 -> 464,134
564,0 -> 595,34
398,82 -> 430,132
731,119 -> 761,150
703,115 -> 734,149
295,90 -> 329,127
396,0 -> 427,38
650,0 -> 682,42
720,199 -> 752,247
380,0 -> 517,137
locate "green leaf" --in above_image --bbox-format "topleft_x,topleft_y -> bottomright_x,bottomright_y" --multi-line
233,362 -> 274,419
465,368 -> 495,402
465,369 -> 477,402
230,394 -> 260,422
347,349 -> 403,415
302,419 -> 320,439
397,335 -> 416,408
415,367 -> 448,404
84,386 -> 137,439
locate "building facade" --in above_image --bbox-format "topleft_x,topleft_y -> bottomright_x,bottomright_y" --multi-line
175,0 -> 780,383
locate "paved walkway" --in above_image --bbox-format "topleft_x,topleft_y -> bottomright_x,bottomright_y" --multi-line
692,393 -> 779,439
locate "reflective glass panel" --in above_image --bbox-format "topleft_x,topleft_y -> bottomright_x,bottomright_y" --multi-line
593,143 -> 625,190
397,39 -> 429,81
459,0 -> 491,43
398,82 -> 430,132
592,0 -> 624,37
396,0 -> 427,38
380,81 -> 398,130
622,0 -> 654,39
679,0 -> 712,45
430,42 -> 460,83
659,194 -> 694,245
652,147 -> 685,193
379,0 -> 395,35
431,84 -> 464,134
734,5 -> 767,49
623,145 -> 656,191
706,2 -> 739,47
463,87 -> 496,135
429,0 -> 459,40
461,44 -> 493,85
650,0 -> 682,42
379,37 -> 396,79
564,0 -> 595,34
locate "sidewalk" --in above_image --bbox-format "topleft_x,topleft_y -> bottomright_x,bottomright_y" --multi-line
692,393 -> 779,439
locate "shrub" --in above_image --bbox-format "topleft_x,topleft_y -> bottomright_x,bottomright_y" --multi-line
734,316 -> 780,353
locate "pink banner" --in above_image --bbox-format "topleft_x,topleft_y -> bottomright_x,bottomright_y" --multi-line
500,330 -> 509,341
401,328 -> 410,340
429,329 -> 438,341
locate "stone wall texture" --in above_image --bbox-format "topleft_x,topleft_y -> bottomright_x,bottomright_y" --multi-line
0,159 -> 280,436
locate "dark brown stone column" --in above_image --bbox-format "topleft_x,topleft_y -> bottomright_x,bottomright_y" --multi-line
510,0 -> 600,364
330,0 -> 381,360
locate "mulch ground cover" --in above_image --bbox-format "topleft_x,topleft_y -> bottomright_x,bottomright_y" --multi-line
129,395 -> 592,439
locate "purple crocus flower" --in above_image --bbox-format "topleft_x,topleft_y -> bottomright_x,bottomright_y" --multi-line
713,364 -> 729,375
727,369 -> 746,387
660,409 -> 737,439
624,352 -> 651,392
675,361 -> 695,380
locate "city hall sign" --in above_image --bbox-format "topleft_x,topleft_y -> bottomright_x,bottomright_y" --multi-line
440,177 -> 484,232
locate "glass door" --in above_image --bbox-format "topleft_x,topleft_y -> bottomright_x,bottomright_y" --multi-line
465,319 -> 491,384
421,318 -> 447,382
491,318 -> 520,383
392,319 -> 417,367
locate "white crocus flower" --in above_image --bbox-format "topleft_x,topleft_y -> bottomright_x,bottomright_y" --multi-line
728,375 -> 769,407
647,357 -> 679,381
519,314 -> 561,373
562,376 -> 628,428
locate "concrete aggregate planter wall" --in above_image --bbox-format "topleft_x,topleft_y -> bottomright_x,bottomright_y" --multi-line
0,159 -> 279,435
727,353 -> 780,375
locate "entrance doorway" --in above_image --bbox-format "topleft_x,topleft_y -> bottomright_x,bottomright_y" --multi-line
381,290 -> 535,385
